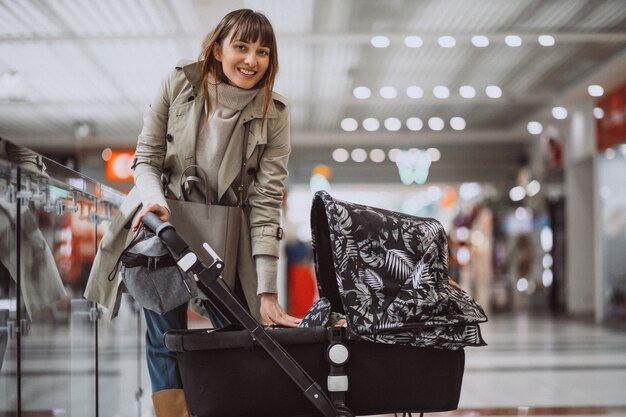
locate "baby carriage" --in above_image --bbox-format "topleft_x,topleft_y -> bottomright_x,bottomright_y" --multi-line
148,191 -> 487,417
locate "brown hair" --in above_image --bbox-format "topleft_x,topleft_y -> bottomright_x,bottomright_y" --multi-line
198,9 -> 278,125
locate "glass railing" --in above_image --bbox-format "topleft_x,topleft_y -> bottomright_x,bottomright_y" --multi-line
0,138 -> 149,416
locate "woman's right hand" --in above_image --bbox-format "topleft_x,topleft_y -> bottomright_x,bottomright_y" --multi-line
132,203 -> 170,232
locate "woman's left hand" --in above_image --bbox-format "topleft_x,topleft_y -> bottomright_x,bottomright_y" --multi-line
260,293 -> 301,327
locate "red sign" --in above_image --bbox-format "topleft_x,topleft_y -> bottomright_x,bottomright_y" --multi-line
105,150 -> 135,182
597,82 -> 626,150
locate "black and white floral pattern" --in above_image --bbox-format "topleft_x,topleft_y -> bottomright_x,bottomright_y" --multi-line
310,191 -> 487,350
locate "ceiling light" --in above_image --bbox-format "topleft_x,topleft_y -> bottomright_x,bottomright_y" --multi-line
353,86 -> 371,99
371,36 -> 390,48
363,118 -> 380,131
527,121 -> 543,135
543,254 -> 553,268
369,149 -> 386,163
516,278 -> 528,292
552,107 -> 568,120
406,117 -> 423,131
433,86 -> 450,99
380,86 -> 397,99
388,148 -> 400,162
426,148 -> 441,162
540,226 -> 553,252
406,85 -> 424,99
332,148 -> 350,163
438,36 -> 456,48
505,35 -> 522,47
471,35 -> 489,47
351,148 -> 368,162
101,148 -> 113,161
538,35 -> 555,46
384,117 -> 402,131
428,117 -> 444,131
341,118 -> 358,132
485,85 -> 502,98
526,180 -> 541,196
459,85 -> 476,98
404,36 -> 423,48
588,85 -> 604,97
605,148 -> 615,160
509,186 -> 526,201
593,107 -> 605,119
542,269 -> 553,287
450,117 -> 466,131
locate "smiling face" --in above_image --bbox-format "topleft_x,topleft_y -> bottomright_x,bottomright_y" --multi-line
213,30 -> 271,90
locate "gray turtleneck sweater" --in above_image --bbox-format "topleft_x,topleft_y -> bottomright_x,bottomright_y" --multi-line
134,81 -> 278,295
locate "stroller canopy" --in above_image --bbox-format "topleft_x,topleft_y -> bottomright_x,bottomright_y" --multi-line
310,191 -> 487,349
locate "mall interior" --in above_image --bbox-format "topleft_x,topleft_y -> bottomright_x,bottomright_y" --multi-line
1,0 -> 626,416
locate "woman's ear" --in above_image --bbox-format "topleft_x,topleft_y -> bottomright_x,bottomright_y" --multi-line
212,43 -> 222,61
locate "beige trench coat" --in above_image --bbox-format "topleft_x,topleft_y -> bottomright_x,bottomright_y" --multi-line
84,60 -> 290,320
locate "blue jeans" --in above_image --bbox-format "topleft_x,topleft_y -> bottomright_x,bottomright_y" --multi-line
144,303 -> 188,393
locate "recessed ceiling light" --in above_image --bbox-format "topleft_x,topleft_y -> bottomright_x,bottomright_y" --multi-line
353,86 -> 371,99
371,36 -> 390,48
332,148 -> 349,163
433,86 -> 450,99
428,117 -> 445,131
588,85 -> 604,97
485,85 -> 502,98
471,35 -> 489,47
406,117 -> 423,131
363,118 -> 380,131
351,148 -> 368,162
380,86 -> 398,99
527,121 -> 543,135
404,36 -> 423,48
384,117 -> 402,131
388,148 -> 400,162
426,147 -> 441,162
369,149 -> 386,163
509,186 -> 526,202
341,118 -> 358,131
605,148 -> 616,160
406,85 -> 424,99
459,85 -> 476,98
538,35 -> 555,46
505,35 -> 522,47
552,107 -> 568,120
438,36 -> 456,48
450,117 -> 466,130
593,107 -> 605,119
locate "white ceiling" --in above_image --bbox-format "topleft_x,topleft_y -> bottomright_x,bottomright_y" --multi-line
1,0 -> 625,184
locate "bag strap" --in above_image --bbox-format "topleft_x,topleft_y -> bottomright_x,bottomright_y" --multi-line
176,121 -> 251,207
236,122 -> 251,207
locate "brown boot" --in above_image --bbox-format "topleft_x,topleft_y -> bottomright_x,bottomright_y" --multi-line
152,388 -> 190,417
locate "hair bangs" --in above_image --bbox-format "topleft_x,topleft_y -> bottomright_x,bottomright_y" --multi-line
229,12 -> 273,48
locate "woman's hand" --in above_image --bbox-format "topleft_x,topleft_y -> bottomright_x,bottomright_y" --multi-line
132,203 -> 170,232
260,293 -> 301,328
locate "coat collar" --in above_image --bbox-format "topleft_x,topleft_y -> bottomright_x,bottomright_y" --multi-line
179,60 -> 280,121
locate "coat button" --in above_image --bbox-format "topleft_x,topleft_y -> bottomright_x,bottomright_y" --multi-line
166,134 -> 173,142
247,168 -> 256,175
187,95 -> 195,102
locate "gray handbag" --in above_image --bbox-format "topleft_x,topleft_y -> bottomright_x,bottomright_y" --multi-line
120,225 -> 197,314
164,123 -> 250,291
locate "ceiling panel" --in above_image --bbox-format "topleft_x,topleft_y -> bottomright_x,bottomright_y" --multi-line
0,0 -> 625,186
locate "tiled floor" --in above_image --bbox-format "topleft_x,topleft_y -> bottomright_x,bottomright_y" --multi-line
372,313 -> 626,417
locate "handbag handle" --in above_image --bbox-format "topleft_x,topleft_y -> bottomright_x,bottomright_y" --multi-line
178,122 -> 251,207
180,164 -> 211,204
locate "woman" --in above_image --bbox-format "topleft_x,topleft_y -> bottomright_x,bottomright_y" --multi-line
87,9 -> 300,417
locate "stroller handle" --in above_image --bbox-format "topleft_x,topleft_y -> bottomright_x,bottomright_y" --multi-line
142,212 -> 189,258
141,211 -> 164,234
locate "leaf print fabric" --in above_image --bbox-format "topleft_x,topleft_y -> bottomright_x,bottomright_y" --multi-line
310,191 -> 488,350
